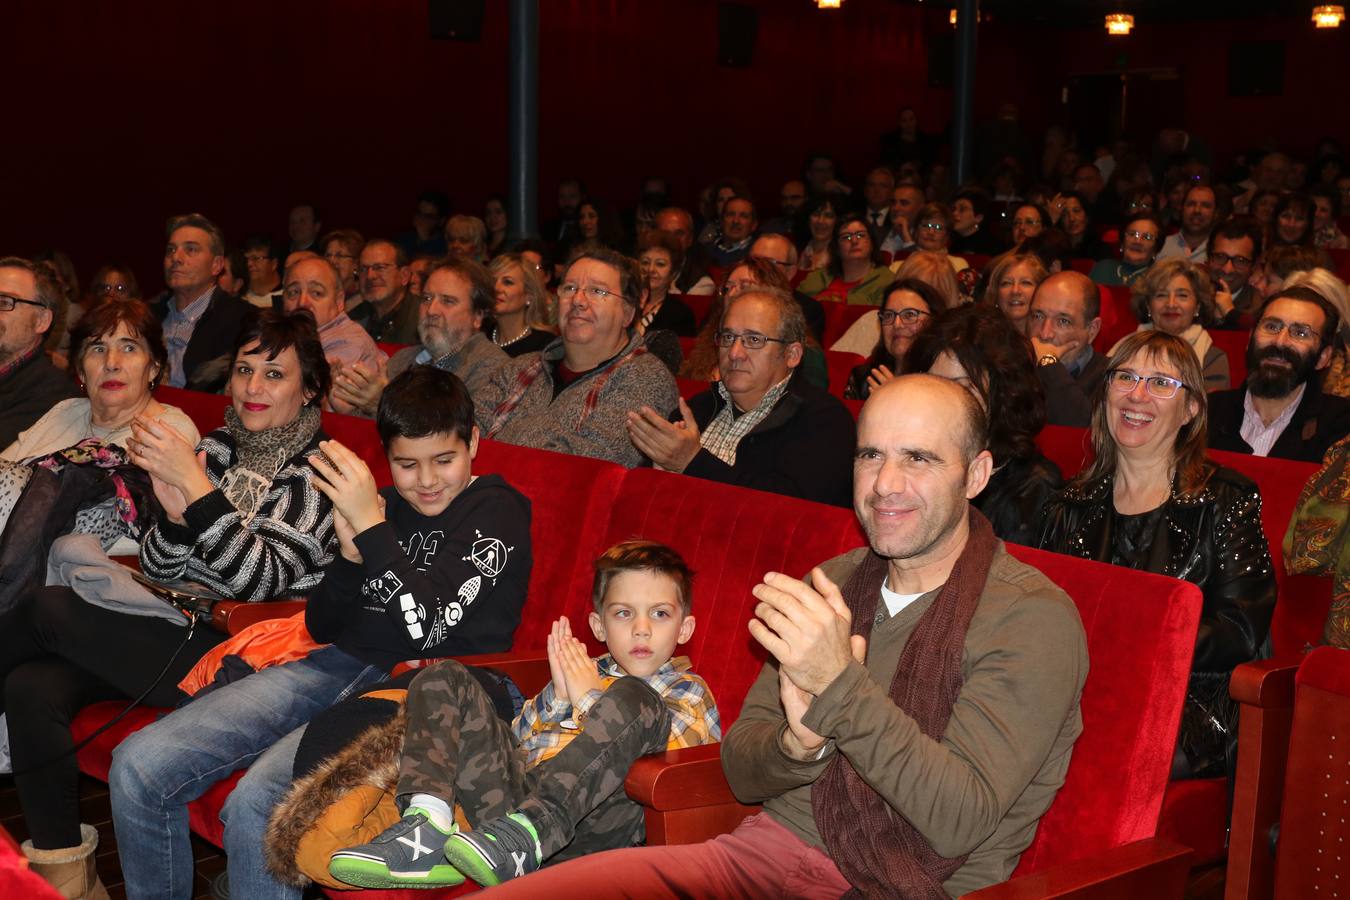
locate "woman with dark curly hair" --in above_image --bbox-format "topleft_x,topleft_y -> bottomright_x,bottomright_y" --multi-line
905,304 -> 1063,544
1038,330 -> 1275,779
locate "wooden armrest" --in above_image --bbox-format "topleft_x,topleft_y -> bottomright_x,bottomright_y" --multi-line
211,599 -> 308,635
960,838 -> 1192,899
625,744 -> 736,810
1229,656 -> 1302,707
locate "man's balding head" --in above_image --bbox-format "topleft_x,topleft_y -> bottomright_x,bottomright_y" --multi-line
655,208 -> 694,250
854,375 -> 993,569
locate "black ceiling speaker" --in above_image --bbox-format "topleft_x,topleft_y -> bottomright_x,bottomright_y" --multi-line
718,3 -> 757,67
429,0 -> 486,41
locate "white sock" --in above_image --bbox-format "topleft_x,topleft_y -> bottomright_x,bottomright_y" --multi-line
407,794 -> 454,833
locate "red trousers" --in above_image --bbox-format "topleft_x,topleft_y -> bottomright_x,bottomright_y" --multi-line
485,812 -> 851,898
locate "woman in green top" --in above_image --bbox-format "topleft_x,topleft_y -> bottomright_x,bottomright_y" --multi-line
797,216 -> 893,306
1089,214 -> 1163,287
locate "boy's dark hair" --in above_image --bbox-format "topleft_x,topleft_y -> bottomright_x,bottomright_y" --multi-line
591,540 -> 694,616
376,366 -> 476,448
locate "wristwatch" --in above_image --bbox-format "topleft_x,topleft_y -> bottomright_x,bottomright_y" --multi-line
1037,354 -> 1059,367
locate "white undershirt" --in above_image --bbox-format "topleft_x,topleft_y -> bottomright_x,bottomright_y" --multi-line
881,579 -> 924,618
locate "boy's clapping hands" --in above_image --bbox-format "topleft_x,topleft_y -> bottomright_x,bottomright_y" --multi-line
546,617 -> 603,706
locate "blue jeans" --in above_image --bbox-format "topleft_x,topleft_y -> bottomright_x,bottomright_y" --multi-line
109,645 -> 387,900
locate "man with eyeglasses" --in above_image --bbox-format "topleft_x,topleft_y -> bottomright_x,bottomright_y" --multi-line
1028,272 -> 1108,428
1207,287 -> 1350,462
1157,185 -> 1218,264
625,287 -> 854,507
1207,217 -> 1264,330
240,235 -> 283,308
351,239 -> 420,344
474,248 -> 676,467
748,234 -> 826,343
149,213 -> 250,393
0,257 -> 79,447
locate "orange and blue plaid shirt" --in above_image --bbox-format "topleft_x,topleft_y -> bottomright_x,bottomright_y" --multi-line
512,654 -> 720,768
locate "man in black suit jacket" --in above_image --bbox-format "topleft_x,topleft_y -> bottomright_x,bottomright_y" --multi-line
149,214 -> 250,394
1208,288 -> 1350,463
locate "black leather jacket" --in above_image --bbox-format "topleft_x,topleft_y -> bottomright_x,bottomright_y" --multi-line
1036,464 -> 1277,777
975,451 -> 1062,547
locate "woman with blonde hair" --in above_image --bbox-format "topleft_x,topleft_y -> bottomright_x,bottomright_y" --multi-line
1039,329 -> 1275,778
487,253 -> 556,357
1284,267 -> 1350,397
830,251 -> 961,355
1117,258 -> 1229,390
982,252 -> 1049,336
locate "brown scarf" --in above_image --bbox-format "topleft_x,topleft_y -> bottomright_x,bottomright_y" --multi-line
812,507 -> 998,898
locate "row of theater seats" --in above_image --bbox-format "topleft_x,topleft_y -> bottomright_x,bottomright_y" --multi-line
57,388 -> 1331,896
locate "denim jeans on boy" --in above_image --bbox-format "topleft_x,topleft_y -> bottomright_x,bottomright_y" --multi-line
109,645 -> 387,900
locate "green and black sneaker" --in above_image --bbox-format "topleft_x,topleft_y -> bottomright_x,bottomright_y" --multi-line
441,812 -> 542,887
327,808 -> 465,889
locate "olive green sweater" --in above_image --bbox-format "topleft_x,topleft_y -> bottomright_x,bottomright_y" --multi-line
722,544 -> 1088,897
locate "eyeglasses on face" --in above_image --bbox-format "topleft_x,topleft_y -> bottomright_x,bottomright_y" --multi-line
1209,252 -> 1253,270
1256,317 -> 1319,342
919,222 -> 946,231
839,231 -> 870,243
93,283 -> 130,296
877,307 -> 930,327
1107,369 -> 1189,399
558,283 -> 626,304
1125,230 -> 1157,242
325,251 -> 356,262
713,329 -> 789,351
0,293 -> 46,313
359,263 -> 397,275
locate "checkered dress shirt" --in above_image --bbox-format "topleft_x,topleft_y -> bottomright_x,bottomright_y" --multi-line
699,375 -> 792,466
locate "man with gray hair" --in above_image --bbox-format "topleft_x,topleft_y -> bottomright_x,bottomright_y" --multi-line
626,287 -> 855,506
331,257 -> 507,417
281,256 -> 386,414
148,213 -> 250,392
0,257 -> 79,446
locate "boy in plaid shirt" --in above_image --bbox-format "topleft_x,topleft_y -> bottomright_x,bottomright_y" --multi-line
328,540 -> 719,889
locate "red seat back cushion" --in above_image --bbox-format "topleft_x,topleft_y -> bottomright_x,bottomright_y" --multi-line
1004,545 -> 1202,875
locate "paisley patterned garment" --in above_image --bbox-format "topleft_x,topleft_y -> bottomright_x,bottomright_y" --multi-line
1284,433 -> 1350,648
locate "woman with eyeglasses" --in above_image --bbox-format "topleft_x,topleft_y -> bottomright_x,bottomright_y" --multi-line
1038,330 -> 1275,779
1089,214 -> 1163,286
904,202 -> 970,275
797,215 -> 894,306
906,304 -> 1062,545
1116,258 -> 1230,390
844,278 -> 948,400
1007,203 -> 1051,249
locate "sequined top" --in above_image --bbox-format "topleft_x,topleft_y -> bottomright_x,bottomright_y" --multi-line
1036,465 -> 1277,675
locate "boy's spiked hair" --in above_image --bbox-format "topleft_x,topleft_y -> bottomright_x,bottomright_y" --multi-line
591,540 -> 694,615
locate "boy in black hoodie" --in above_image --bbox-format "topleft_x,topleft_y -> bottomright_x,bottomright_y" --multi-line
109,367 -> 532,900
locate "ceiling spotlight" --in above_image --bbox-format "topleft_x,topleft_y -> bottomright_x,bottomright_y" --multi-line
1313,4 -> 1345,27
816,0 -> 842,8
1105,13 -> 1135,35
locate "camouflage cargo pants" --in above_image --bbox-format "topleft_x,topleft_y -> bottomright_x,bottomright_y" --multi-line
397,659 -> 671,861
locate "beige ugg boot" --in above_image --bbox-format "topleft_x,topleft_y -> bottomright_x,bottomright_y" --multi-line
21,823 -> 111,900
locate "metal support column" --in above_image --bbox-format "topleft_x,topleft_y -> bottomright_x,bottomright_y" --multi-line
951,0 -> 979,186
508,0 -> 539,240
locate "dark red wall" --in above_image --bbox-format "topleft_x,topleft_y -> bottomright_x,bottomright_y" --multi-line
4,0 -> 1346,291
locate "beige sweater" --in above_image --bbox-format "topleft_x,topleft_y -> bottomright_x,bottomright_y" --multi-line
722,544 -> 1089,897
2,398 -> 201,462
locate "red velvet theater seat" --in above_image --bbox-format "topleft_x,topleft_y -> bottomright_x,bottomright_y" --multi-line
1207,329 -> 1251,390
820,300 -> 875,348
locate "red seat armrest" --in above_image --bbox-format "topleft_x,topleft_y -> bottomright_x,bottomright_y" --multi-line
625,744 -> 737,810
960,838 -> 1192,898
1229,656 -> 1301,708
211,599 -> 308,635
